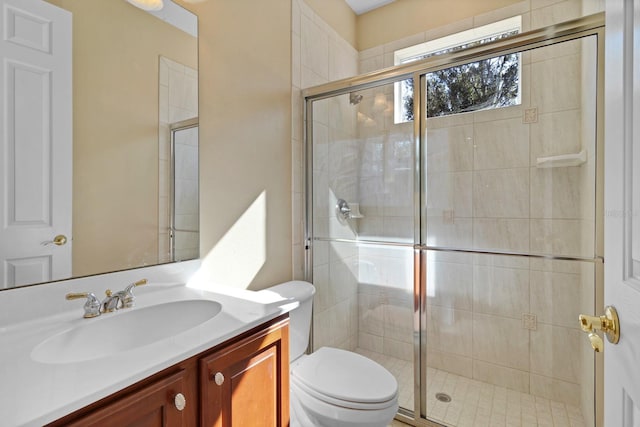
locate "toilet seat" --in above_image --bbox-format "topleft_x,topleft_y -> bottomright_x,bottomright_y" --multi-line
291,347 -> 398,410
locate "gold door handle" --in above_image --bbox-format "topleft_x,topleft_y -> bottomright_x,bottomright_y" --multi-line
579,306 -> 620,352
44,235 -> 67,246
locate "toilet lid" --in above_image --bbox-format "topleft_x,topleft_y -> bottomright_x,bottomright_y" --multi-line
292,347 -> 398,404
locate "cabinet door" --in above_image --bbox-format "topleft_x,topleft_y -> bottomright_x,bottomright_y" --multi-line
63,370 -> 189,427
200,319 -> 289,427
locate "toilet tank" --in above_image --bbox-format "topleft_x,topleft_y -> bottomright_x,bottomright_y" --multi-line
264,281 -> 315,361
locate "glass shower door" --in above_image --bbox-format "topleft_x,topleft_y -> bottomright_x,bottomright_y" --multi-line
421,34 -> 601,426
308,80 -> 418,414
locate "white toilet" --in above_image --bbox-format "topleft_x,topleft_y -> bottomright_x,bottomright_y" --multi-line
265,281 -> 399,427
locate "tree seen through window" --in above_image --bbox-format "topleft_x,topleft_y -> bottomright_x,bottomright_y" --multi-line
400,31 -> 520,121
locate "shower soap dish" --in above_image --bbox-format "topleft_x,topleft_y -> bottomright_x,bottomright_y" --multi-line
536,149 -> 586,168
336,199 -> 364,220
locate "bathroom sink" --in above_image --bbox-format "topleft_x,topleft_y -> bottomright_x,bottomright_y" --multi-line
31,299 -> 222,364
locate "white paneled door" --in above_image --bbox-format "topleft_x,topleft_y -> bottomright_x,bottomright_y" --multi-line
604,1 -> 640,426
0,0 -> 72,288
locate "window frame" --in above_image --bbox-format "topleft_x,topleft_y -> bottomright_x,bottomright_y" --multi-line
393,16 -> 522,123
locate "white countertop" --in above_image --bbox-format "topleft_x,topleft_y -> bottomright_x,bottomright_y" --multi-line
0,280 -> 296,427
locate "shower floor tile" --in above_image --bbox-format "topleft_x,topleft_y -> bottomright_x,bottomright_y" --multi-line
356,348 -> 587,427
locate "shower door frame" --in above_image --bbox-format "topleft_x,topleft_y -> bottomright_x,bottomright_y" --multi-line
303,13 -> 605,426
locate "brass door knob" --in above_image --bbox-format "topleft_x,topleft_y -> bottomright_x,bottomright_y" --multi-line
579,306 -> 620,352
44,235 -> 67,246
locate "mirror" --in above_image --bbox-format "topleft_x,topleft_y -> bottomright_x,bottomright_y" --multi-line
0,0 -> 198,290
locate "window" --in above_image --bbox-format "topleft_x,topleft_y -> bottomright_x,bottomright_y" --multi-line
394,16 -> 522,123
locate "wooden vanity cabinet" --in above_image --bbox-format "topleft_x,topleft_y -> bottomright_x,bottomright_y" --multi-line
46,315 -> 289,427
200,316 -> 290,427
58,370 -> 193,427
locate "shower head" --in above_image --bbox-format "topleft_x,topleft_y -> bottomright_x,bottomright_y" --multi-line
349,92 -> 363,105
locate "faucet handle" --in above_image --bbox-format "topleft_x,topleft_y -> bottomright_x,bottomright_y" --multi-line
66,292 -> 101,318
121,278 -> 148,308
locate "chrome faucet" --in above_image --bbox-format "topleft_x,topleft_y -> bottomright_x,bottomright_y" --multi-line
120,279 -> 148,308
66,279 -> 148,318
101,289 -> 122,313
65,292 -> 102,318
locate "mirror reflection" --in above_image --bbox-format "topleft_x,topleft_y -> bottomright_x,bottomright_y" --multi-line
0,0 -> 198,290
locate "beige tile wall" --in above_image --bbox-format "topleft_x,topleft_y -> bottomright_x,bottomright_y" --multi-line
292,0 -> 360,351
295,0 -> 602,421
352,0 -> 602,416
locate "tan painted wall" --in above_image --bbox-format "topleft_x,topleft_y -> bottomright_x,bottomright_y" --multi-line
303,0 -> 357,48
356,0 -> 523,50
46,0 -> 196,277
176,0 -> 292,291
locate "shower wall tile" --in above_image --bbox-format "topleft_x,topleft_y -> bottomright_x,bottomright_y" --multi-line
383,182 -> 414,218
384,336 -> 413,362
426,217 -> 473,248
359,174 -> 384,215
473,265 -> 530,318
473,168 -> 530,218
473,118 -> 530,170
301,14 -> 329,80
357,216 -> 384,238
472,360 -> 530,394
530,373 -> 581,408
329,240 -> 358,264
530,167 -> 586,219
530,324 -> 582,384
359,139 -> 385,178
329,35 -> 358,81
530,219 -> 593,257
531,0 -> 582,30
359,331 -> 384,353
384,304 -> 413,344
312,132 -> 328,172
312,99 -> 329,125
328,140 -> 359,178
358,245 -> 414,288
382,32 -> 426,57
426,172 -> 473,218
530,270 -> 582,329
292,88 -> 303,141
301,0 -> 602,408
530,54 -> 581,113
426,259 -> 473,310
473,1 -> 531,28
311,263 -> 330,310
473,313 -> 529,371
530,110 -> 582,164
530,35 -> 581,63
382,216 -> 414,240
427,349 -> 473,379
473,218 -> 530,253
529,257 -> 581,274
473,253 -> 530,270
426,125 -> 474,172
472,103 -> 522,123
359,292 -> 385,336
427,305 -> 473,357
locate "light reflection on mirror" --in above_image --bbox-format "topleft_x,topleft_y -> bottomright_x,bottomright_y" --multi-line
0,0 -> 198,290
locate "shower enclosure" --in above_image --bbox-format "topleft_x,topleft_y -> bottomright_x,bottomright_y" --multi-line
304,15 -> 603,427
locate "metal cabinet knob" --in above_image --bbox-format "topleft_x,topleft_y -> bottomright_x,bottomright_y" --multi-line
213,372 -> 225,386
174,393 -> 186,411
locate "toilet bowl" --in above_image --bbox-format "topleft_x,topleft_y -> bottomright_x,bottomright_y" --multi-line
263,281 -> 399,427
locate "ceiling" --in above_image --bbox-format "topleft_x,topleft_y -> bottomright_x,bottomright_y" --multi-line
344,0 -> 395,15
